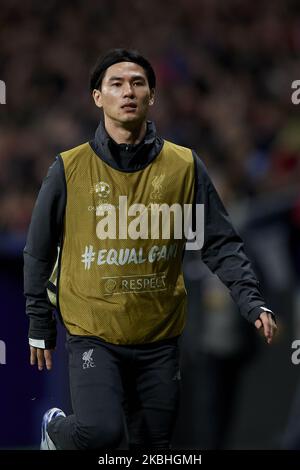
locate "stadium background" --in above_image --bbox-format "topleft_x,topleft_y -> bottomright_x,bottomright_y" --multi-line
0,0 -> 300,449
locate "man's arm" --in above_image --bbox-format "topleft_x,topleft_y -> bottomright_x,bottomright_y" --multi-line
24,156 -> 66,368
192,151 -> 277,343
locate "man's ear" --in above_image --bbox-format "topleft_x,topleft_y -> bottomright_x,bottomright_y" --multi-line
149,89 -> 155,106
92,89 -> 102,109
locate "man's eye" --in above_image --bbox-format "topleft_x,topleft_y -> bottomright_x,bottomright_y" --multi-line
112,83 -> 121,87
133,81 -> 144,86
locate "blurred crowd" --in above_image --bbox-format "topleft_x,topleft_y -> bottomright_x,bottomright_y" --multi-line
0,0 -> 299,236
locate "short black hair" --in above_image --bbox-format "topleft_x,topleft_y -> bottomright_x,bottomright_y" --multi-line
90,48 -> 156,93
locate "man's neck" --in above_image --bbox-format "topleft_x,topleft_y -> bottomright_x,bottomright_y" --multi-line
104,118 -> 147,145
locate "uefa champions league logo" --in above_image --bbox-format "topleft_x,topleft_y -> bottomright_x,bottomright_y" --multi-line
0,80 -> 6,104
0,340 -> 6,365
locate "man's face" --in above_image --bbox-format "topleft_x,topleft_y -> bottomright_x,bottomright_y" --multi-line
93,62 -> 155,126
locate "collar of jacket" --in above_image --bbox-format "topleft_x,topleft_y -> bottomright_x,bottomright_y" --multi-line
89,120 -> 164,172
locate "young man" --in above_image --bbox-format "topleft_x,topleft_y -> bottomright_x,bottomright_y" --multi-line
24,49 -> 277,450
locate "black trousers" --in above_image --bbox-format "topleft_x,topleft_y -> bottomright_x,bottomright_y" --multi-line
48,334 -> 181,450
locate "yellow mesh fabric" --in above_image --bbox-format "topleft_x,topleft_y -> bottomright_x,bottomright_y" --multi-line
58,140 -> 195,344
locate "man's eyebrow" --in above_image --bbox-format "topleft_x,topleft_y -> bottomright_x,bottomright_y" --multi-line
107,75 -> 146,82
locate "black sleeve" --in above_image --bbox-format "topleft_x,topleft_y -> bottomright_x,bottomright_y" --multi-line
192,150 -> 271,324
23,155 -> 66,348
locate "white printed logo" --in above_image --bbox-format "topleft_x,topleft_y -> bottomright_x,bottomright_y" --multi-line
82,349 -> 96,369
81,245 -> 96,270
150,174 -> 165,201
172,369 -> 181,381
90,181 -> 111,202
81,243 -> 179,270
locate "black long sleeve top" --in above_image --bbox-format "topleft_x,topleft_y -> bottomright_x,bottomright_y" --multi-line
24,120 -> 271,348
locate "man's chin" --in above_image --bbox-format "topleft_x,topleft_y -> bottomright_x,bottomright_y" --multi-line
121,114 -> 140,121
118,115 -> 144,126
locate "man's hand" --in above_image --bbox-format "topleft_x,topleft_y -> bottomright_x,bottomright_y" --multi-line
30,347 -> 53,371
255,311 -> 277,344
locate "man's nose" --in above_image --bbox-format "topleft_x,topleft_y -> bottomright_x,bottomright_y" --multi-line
123,83 -> 134,97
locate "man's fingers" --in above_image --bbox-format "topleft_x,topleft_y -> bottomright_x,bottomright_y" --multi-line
30,347 -> 37,366
269,315 -> 278,344
30,347 -> 54,370
255,319 -> 262,329
36,348 -> 45,370
261,313 -> 271,340
258,312 -> 277,344
266,314 -> 278,344
44,350 -> 53,371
